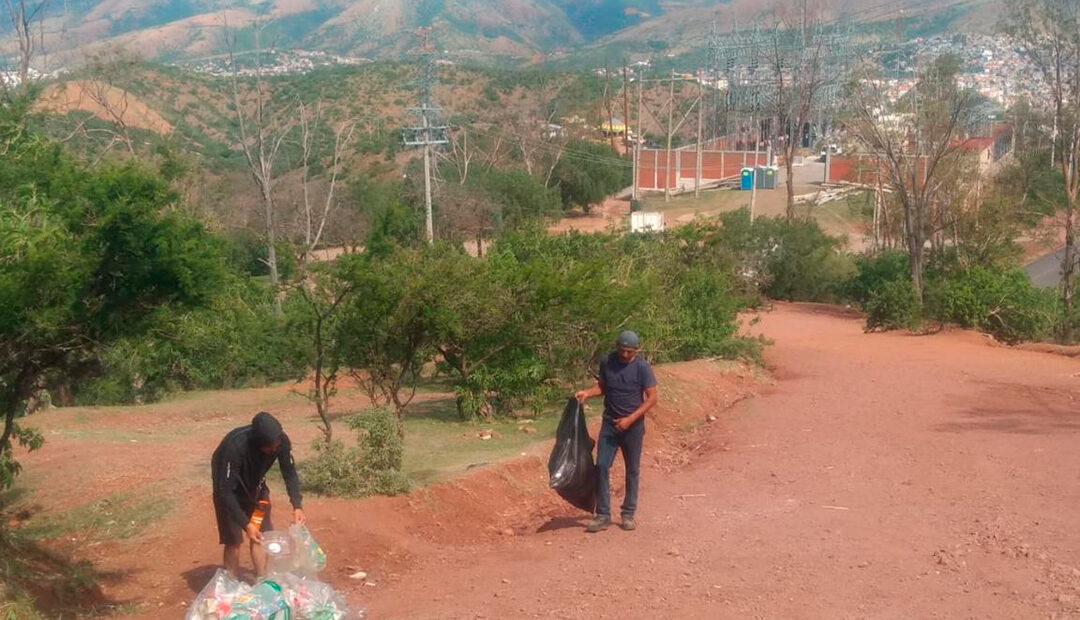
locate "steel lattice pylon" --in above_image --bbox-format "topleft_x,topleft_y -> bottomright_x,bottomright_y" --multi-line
706,17 -> 856,148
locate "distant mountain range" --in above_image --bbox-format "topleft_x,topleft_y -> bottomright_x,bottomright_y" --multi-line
5,0 -> 993,67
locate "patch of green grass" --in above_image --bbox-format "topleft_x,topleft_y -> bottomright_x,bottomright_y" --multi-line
21,491 -> 173,542
48,428 -> 175,443
0,596 -> 48,620
400,398 -> 564,485
641,190 -> 743,220
1,508 -> 113,620
0,485 -> 31,508
812,191 -> 873,224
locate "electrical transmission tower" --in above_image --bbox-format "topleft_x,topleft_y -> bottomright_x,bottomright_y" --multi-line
707,17 -> 855,150
402,28 -> 449,244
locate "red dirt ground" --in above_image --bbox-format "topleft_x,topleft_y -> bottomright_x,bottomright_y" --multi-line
17,302 -> 1080,619
547,197 -> 630,234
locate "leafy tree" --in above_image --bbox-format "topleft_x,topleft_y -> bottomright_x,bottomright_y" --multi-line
1004,0 -> 1080,336
849,54 -> 981,300
287,262 -> 355,441
549,140 -> 630,212
72,277 -> 305,404
335,250 -> 435,431
0,119 -> 224,491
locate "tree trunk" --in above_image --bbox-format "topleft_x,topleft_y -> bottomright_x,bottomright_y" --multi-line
785,145 -> 797,220
903,197 -> 925,303
313,313 -> 332,441
0,366 -> 32,468
262,183 -> 282,317
1062,206 -> 1076,341
910,242 -> 924,305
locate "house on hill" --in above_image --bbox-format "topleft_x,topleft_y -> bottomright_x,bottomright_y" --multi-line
956,123 -> 1014,175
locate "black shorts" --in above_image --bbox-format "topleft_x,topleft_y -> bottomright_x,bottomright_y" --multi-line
213,492 -> 273,546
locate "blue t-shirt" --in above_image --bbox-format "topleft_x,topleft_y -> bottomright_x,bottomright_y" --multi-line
599,352 -> 657,418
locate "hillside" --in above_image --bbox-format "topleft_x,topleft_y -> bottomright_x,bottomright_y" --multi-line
28,60 -> 631,240
2,0 -> 994,67
566,0 -> 996,63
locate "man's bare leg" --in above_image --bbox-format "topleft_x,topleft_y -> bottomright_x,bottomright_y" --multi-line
223,544 -> 241,578
250,538 -> 267,577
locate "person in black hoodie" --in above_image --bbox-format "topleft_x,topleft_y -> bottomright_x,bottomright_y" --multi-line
211,412 -> 304,577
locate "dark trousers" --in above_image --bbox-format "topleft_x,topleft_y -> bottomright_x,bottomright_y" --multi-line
595,416 -> 645,519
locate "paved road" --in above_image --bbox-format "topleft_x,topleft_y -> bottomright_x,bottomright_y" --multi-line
1025,246 -> 1070,288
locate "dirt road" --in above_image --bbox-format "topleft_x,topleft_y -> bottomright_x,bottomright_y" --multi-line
19,303 -> 1080,619
359,303 -> 1080,619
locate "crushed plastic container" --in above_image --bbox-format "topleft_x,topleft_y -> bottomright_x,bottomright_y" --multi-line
262,531 -> 296,575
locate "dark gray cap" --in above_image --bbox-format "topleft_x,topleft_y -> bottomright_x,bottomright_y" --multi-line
616,330 -> 640,349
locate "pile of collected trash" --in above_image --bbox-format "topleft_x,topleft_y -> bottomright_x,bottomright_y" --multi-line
185,524 -> 362,620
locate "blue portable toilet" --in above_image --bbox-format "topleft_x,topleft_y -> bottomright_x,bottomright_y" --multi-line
740,167 -> 754,190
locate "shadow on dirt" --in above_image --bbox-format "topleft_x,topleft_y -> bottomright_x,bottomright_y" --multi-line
937,384 -> 1080,435
182,563 -> 266,594
536,516 -> 589,533
0,518 -> 134,618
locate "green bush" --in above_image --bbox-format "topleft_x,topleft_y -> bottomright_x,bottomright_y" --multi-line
300,407 -> 409,497
550,140 -> 631,212
849,251 -> 910,304
224,229 -> 298,279
72,278 -> 307,404
865,279 -> 922,332
714,211 -> 855,303
759,218 -> 856,303
925,266 -> 1054,344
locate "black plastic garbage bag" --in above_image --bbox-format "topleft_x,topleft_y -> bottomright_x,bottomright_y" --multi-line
547,398 -> 596,512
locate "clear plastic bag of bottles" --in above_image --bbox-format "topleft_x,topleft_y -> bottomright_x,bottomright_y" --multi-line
289,524 -> 327,576
275,574 -> 354,620
184,569 -> 254,620
223,578 -> 290,620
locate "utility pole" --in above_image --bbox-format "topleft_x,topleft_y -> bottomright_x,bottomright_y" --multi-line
665,68 -> 675,202
750,115 -> 759,223
895,9 -> 905,86
874,174 -> 884,252
633,71 -> 643,202
403,28 -> 449,244
422,113 -> 434,242
696,72 -> 704,198
622,63 -> 632,152
604,66 -> 617,151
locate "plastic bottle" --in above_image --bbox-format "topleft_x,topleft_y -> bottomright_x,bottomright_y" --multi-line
248,499 -> 270,530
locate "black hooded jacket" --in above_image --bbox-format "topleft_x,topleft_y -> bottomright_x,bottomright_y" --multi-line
211,412 -> 303,528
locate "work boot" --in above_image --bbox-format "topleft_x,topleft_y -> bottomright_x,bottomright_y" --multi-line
620,516 -> 637,531
586,516 -> 611,533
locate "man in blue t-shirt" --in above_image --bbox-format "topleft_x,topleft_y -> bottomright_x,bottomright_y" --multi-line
575,330 -> 658,533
